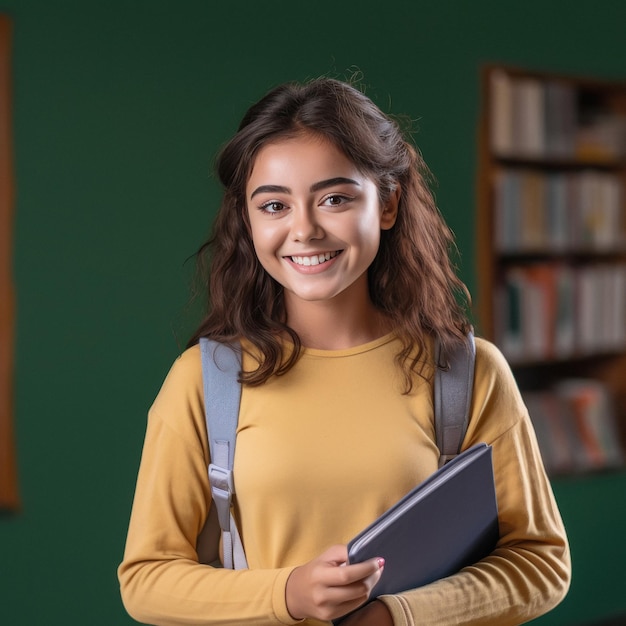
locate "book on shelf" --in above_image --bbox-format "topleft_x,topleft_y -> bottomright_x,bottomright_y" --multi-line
576,264 -> 626,355
576,170 -> 623,249
488,70 -> 626,161
496,262 -> 626,362
493,168 -> 625,254
496,264 -> 570,361
544,173 -> 570,251
524,391 -> 585,474
514,77 -> 545,157
544,79 -> 577,158
495,267 -> 524,360
523,379 -> 624,475
554,266 -> 576,358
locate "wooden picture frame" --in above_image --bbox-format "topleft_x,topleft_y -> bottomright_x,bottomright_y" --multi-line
0,14 -> 19,510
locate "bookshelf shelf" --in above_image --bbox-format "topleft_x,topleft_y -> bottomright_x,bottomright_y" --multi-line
508,349 -> 626,370
477,64 -> 626,476
495,155 -> 626,171
499,245 -> 626,263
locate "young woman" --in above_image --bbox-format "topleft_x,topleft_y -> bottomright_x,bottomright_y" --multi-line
119,78 -> 571,625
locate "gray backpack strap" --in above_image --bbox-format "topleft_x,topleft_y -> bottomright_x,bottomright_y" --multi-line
199,338 -> 248,570
434,331 -> 476,468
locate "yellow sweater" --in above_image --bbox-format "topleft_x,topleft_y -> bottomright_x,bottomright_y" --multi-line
118,334 -> 570,625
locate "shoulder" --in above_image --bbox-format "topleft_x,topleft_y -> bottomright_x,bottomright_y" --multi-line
474,335 -> 509,368
157,344 -> 203,399
465,336 -> 529,444
149,344 -> 206,448
474,336 -> 518,390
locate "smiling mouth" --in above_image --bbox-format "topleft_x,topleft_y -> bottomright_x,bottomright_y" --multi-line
288,250 -> 342,266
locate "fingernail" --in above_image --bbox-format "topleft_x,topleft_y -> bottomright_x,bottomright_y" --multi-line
377,557 -> 385,569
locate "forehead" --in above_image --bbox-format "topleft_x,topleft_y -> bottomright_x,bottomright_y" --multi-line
247,133 -> 359,184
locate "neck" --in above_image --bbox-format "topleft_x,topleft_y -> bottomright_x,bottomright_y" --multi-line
284,285 -> 392,350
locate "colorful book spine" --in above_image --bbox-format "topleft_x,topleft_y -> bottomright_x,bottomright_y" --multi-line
496,263 -> 626,362
523,380 -> 625,475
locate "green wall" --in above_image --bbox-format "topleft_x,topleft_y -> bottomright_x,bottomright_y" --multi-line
1,1 -> 625,624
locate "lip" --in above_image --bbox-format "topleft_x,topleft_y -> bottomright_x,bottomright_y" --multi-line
283,250 -> 343,274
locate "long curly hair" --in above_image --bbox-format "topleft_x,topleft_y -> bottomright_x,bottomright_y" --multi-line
188,77 -> 471,390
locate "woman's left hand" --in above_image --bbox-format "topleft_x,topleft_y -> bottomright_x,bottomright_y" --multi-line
338,599 -> 394,625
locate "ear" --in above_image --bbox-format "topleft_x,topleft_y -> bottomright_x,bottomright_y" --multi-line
380,184 -> 400,230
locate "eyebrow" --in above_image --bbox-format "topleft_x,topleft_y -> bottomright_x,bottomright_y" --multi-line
250,177 -> 361,199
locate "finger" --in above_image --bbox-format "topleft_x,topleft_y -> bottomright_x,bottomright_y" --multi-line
329,557 -> 385,588
323,571 -> 382,604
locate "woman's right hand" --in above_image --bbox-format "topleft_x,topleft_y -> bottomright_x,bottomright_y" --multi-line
285,545 -> 384,622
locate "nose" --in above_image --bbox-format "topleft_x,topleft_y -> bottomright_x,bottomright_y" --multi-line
289,205 -> 324,242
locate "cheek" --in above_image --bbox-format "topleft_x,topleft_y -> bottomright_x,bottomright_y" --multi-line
354,214 -> 382,252
249,233 -> 278,281
249,222 -> 281,263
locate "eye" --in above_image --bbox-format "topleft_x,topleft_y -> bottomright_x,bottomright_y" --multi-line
258,200 -> 287,215
321,194 -> 352,207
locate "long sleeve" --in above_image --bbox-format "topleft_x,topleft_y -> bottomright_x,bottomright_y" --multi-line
117,347 -> 301,625
378,339 -> 571,625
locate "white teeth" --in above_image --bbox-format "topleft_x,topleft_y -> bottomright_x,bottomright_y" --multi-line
291,251 -> 338,266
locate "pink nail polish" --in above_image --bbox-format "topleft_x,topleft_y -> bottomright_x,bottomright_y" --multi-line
377,557 -> 385,569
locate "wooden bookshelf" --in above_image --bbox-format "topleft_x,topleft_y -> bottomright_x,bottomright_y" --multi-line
477,65 -> 626,474
0,15 -> 18,510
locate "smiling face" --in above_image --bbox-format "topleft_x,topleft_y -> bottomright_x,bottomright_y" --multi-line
245,133 -> 398,318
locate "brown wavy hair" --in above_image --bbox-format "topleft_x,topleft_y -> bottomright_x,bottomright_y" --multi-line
188,77 -> 471,390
